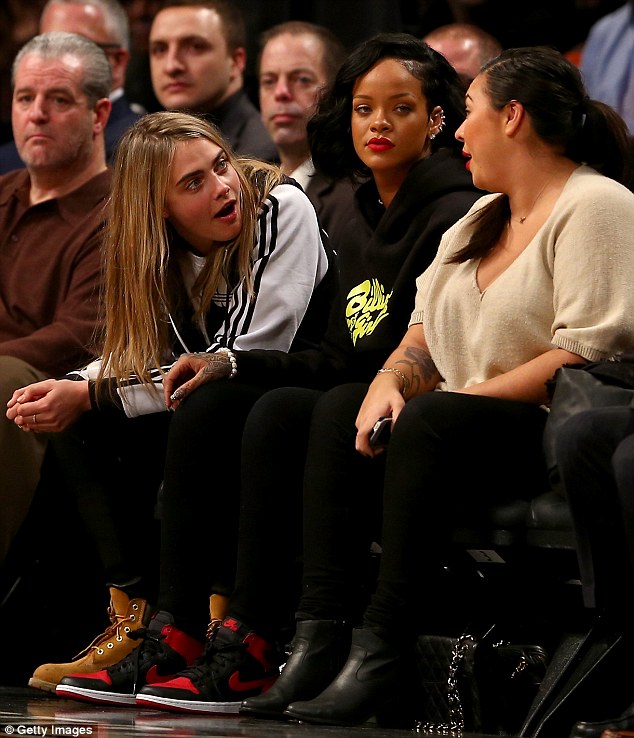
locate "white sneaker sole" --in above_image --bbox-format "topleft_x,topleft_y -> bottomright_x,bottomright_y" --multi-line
135,693 -> 241,714
56,684 -> 136,706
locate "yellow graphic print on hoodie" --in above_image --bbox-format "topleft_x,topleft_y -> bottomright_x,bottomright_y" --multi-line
346,278 -> 392,346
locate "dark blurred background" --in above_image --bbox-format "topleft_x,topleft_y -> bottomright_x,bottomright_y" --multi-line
0,0 -> 626,146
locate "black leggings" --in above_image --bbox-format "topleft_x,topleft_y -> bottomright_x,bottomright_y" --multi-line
157,380 -> 268,639
555,405 -> 634,611
49,409 -> 171,598
230,384 -> 382,640
361,390 -> 549,636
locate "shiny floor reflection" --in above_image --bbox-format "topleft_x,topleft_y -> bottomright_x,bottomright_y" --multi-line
0,688 -> 504,738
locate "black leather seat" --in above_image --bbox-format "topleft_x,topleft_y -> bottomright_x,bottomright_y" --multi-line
453,488 -> 575,550
526,490 -> 576,549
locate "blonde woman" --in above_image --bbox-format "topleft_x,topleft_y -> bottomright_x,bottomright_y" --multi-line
6,110 -> 333,693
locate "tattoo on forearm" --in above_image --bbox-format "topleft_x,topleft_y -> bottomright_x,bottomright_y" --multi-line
395,346 -> 438,394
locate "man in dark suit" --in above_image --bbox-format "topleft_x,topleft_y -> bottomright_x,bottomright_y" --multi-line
0,0 -> 141,174
149,0 -> 278,162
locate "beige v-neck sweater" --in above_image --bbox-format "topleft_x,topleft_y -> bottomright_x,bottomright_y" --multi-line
410,165 -> 634,391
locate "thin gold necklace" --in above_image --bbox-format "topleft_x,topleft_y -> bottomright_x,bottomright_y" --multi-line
511,176 -> 553,224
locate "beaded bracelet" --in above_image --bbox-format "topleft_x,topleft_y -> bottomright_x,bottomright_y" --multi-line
218,347 -> 238,379
376,367 -> 408,396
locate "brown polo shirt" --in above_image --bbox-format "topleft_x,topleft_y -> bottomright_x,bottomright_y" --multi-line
0,168 -> 111,376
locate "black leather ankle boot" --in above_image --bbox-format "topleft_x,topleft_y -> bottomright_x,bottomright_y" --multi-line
239,619 -> 350,720
570,703 -> 634,738
283,627 -> 403,726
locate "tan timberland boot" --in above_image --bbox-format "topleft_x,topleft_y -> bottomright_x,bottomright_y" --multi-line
207,593 -> 230,639
28,586 -> 149,692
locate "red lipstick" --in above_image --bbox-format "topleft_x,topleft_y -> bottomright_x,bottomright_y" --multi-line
367,137 -> 394,152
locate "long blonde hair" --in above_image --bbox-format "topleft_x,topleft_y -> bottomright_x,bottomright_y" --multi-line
97,111 -> 285,391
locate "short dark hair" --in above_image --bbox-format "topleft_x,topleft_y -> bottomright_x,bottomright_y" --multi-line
158,0 -> 245,49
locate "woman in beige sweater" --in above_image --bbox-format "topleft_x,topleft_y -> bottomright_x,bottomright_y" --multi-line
248,45 -> 634,728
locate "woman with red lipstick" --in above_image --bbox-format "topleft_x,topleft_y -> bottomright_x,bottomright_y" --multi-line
272,46 -> 634,727
7,110 -> 334,694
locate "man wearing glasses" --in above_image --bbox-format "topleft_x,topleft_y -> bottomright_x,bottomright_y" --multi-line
0,0 -> 141,173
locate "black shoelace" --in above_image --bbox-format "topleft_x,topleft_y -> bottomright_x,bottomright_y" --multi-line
108,626 -> 167,693
179,637 -> 248,688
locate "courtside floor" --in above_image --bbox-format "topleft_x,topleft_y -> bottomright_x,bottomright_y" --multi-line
0,687 -> 506,738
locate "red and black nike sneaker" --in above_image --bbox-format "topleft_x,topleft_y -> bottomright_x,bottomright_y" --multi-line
56,610 -> 203,706
135,617 -> 280,713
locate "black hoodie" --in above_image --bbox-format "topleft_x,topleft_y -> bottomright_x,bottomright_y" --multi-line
231,148 -> 482,388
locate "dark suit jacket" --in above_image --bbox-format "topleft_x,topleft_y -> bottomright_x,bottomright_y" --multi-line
206,89 -> 279,164
0,94 -> 142,174
305,171 -> 359,250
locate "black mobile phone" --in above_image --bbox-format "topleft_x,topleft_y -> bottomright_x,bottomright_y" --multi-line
370,416 -> 392,447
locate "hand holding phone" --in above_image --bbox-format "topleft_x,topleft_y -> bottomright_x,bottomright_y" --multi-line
370,416 -> 392,448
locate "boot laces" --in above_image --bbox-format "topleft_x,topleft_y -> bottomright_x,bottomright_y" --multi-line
107,626 -> 165,679
206,617 -> 223,641
102,625 -> 173,694
72,602 -> 139,660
